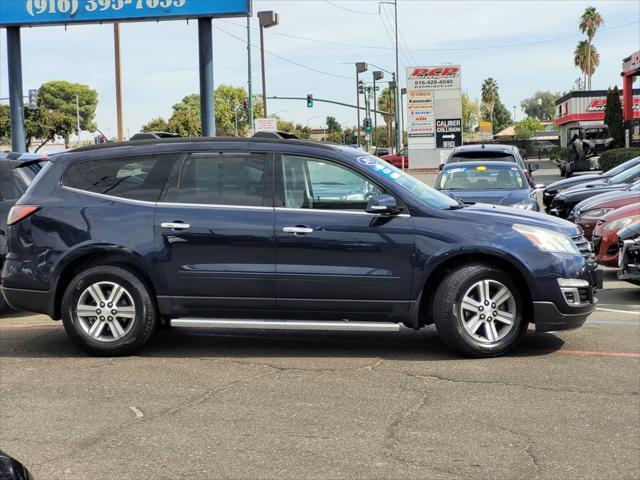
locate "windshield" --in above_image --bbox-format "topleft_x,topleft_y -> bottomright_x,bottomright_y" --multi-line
356,156 -> 457,209
605,157 -> 639,177
449,152 -> 515,163
610,164 -> 640,184
438,164 -> 526,190
584,128 -> 609,140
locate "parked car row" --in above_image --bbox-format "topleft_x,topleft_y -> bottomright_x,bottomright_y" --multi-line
1,138 -> 601,358
542,156 -> 640,282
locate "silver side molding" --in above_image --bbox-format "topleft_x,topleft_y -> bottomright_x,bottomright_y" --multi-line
170,318 -> 401,332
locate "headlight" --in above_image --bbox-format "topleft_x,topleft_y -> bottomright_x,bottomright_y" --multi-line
602,215 -> 640,233
511,200 -> 536,210
513,224 -> 580,254
581,208 -> 613,219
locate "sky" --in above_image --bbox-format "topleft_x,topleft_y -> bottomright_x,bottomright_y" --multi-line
1,0 -> 638,139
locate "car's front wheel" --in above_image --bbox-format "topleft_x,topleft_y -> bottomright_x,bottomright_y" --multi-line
61,266 -> 157,355
433,264 -> 528,357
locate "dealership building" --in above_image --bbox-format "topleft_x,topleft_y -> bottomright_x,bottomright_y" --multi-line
554,89 -> 640,147
555,50 -> 640,148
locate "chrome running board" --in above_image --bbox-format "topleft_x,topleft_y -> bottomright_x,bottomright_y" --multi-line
170,318 -> 401,332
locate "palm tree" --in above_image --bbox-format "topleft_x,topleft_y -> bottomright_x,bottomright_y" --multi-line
481,78 -> 498,123
378,87 -> 395,150
574,40 -> 600,89
579,6 -> 604,89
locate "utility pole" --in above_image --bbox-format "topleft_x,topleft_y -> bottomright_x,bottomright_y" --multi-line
393,0 -> 401,153
246,15 -> 253,131
373,70 -> 384,150
355,62 -> 367,147
6,27 -> 26,152
113,23 -> 124,141
258,11 -> 279,117
75,94 -> 81,147
198,18 -> 215,137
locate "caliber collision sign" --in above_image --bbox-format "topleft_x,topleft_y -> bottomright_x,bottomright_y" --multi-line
406,65 -> 462,168
436,119 -> 462,149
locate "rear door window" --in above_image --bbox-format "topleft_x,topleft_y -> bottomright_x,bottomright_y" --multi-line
168,152 -> 268,207
62,154 -> 176,202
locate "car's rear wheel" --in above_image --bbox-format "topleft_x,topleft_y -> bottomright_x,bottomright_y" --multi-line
433,264 -> 527,357
61,266 -> 157,355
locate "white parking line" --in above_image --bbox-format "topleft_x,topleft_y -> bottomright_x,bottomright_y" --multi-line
596,307 -> 640,315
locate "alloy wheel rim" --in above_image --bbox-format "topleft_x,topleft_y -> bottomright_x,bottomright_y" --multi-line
459,279 -> 517,344
76,281 -> 136,343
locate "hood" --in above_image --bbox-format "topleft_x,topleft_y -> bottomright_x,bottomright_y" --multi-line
574,190 -> 640,213
441,189 -> 531,206
453,203 -> 579,237
562,179 -> 608,194
545,174 -> 602,192
556,183 -> 626,201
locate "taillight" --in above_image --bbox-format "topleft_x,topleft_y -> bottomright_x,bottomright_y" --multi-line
7,205 -> 40,226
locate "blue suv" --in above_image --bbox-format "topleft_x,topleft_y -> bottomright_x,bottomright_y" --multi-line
1,138 -> 601,357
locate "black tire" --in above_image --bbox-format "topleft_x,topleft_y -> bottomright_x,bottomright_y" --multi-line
61,266 -> 157,356
433,264 -> 528,357
0,292 -> 8,315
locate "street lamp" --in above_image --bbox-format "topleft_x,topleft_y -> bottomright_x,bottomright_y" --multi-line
355,62 -> 368,147
372,70 -> 384,148
258,10 -> 279,117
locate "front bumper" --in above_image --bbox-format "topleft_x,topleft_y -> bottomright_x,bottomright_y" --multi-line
618,240 -> 640,283
533,264 -> 602,333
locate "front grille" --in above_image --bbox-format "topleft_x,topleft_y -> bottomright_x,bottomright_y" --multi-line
572,235 -> 592,257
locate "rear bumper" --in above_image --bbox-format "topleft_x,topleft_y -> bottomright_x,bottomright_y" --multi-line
0,286 -> 56,319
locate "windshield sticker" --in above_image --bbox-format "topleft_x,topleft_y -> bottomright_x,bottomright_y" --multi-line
448,167 -> 465,173
476,165 -> 487,171
357,156 -> 378,166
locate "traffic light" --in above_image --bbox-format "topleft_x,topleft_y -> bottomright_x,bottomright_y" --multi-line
28,89 -> 38,109
358,80 -> 364,94
306,94 -> 313,108
363,117 -> 372,133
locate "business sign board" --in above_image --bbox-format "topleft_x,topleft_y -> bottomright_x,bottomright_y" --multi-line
254,117 -> 277,132
0,0 -> 251,27
406,65 -> 462,168
479,120 -> 493,141
435,118 -> 462,149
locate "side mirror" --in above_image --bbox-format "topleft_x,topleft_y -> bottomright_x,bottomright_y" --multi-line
438,164 -> 444,171
528,162 -> 539,172
365,194 -> 399,214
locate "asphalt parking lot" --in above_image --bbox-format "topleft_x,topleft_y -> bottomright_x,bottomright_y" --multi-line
1,166 -> 639,480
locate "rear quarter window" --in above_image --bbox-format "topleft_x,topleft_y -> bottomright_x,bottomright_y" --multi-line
61,154 -> 175,202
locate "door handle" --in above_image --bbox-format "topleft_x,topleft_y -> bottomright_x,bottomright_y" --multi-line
283,226 -> 313,235
161,222 -> 191,230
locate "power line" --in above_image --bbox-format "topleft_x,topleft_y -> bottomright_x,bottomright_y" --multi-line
321,0 -> 378,15
218,18 -> 637,53
214,24 -> 353,80
380,4 -> 415,66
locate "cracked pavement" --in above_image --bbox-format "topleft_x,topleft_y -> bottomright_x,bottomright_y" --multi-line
1,269 -> 639,479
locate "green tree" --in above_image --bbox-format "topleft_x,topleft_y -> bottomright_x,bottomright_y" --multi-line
0,104 -> 76,150
520,91 -> 558,121
378,87 -> 395,149
514,117 -> 543,139
141,117 -> 170,132
481,78 -> 498,122
0,105 -> 10,145
461,92 -> 479,133
574,41 -> 599,90
276,119 -> 308,139
325,116 -> 342,143
579,6 -> 604,90
492,98 -> 512,133
38,80 -> 98,147
604,86 -> 624,148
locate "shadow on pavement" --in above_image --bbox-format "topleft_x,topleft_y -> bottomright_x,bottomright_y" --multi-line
0,323 -> 565,361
